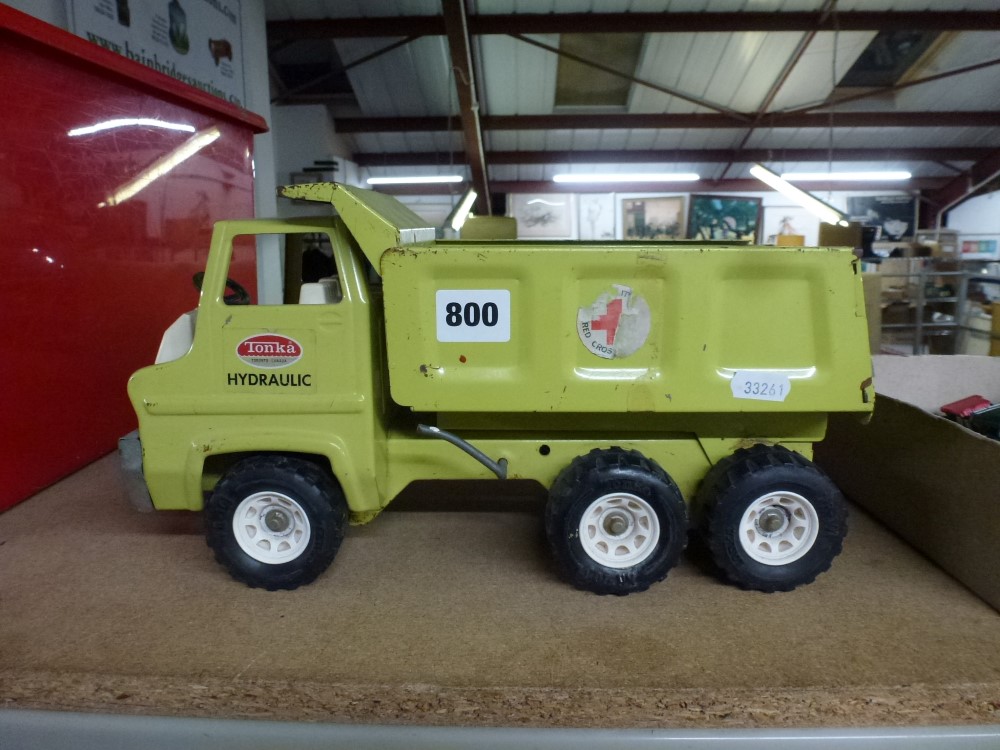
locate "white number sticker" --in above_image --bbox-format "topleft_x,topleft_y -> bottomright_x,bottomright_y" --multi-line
436,290 -> 511,343
731,372 -> 791,402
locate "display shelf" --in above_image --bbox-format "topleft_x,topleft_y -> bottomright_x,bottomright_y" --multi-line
2,709 -> 999,750
2,455 -> 1000,738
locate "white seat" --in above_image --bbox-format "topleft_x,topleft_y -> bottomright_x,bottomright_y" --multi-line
299,277 -> 341,304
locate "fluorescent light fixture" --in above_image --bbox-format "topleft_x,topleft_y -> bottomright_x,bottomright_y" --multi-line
449,189 -> 478,231
69,118 -> 196,137
99,126 -> 221,207
553,172 -> 700,184
780,171 -> 912,182
366,175 -> 464,185
750,164 -> 849,227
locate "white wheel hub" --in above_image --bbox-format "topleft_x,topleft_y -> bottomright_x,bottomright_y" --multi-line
579,492 -> 660,569
232,491 -> 311,564
739,491 -> 818,565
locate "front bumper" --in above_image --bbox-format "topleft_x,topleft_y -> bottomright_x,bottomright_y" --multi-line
118,430 -> 154,513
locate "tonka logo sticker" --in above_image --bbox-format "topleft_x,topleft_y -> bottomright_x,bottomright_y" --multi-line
236,334 -> 302,369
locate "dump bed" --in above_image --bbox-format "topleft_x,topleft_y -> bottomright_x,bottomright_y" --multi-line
279,182 -> 873,417
380,241 -> 872,414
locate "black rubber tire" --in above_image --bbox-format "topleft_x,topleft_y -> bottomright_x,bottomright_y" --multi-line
545,448 -> 688,596
695,444 -> 847,593
205,455 -> 347,590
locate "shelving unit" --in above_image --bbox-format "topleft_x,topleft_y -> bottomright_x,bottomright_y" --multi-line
959,274 -> 1000,355
874,256 -> 998,356
876,259 -> 964,355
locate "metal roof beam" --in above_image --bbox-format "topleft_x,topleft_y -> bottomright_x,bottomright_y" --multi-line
268,17 -> 443,42
441,0 -> 491,215
334,111 -> 1000,133
267,12 -> 1000,41
372,178 -> 947,195
926,148 -> 1000,216
355,147 -> 993,167
474,11 -> 1000,34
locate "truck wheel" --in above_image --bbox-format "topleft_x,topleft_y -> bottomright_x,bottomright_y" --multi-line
545,448 -> 688,595
205,455 -> 347,590
696,444 -> 847,592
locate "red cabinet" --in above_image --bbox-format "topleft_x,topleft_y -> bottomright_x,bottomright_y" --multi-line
0,6 -> 267,510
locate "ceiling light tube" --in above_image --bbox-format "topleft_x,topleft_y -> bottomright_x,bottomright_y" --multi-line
366,175 -> 464,185
780,171 -> 912,182
99,126 -> 221,207
553,172 -> 700,184
449,189 -> 478,231
68,118 -> 196,137
750,164 -> 849,227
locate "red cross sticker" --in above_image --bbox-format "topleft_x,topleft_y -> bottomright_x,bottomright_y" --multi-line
590,297 -> 623,345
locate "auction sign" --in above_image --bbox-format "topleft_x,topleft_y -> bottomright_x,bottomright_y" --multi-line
68,0 -> 246,107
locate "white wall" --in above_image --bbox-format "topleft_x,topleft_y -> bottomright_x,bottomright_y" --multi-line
240,0 -> 275,219
235,0 -> 282,302
3,0 -> 67,25
270,104 -> 348,217
272,105 -> 339,186
397,195 -> 460,228
947,192 -> 1000,235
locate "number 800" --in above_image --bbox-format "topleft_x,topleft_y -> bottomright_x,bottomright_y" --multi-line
445,301 -> 499,328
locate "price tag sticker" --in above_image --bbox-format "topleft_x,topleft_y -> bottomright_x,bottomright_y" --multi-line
436,290 -> 511,343
731,371 -> 791,402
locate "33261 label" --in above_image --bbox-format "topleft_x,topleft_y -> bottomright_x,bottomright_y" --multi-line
436,290 -> 511,342
730,371 -> 791,402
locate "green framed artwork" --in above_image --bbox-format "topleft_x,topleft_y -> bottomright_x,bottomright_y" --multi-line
687,194 -> 762,242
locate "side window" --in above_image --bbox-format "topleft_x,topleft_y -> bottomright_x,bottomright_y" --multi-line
227,232 -> 342,306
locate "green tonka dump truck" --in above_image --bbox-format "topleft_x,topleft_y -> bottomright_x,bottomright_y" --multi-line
120,182 -> 873,595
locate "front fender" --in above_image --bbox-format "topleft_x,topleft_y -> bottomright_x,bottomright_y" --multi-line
184,427 -> 379,515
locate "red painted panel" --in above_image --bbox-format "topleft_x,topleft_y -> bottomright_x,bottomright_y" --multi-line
0,6 -> 266,511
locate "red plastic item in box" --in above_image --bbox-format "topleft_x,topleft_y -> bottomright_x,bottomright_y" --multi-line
940,395 -> 993,419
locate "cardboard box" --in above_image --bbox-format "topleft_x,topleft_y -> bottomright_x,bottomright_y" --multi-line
961,310 -> 993,356
775,233 -> 805,247
861,272 -> 881,353
916,230 -> 959,258
878,257 -> 921,297
460,215 -> 518,239
880,301 -> 914,327
992,302 -> 1000,356
818,221 -> 861,248
817,355 -> 1000,612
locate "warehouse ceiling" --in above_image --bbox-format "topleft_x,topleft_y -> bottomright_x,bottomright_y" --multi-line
264,0 -> 1000,217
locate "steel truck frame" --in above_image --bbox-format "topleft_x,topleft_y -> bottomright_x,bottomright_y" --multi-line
121,182 -> 873,595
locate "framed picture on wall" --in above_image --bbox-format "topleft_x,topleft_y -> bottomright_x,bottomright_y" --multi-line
619,195 -> 687,240
761,206 -> 820,246
578,193 -> 616,240
509,194 -> 576,239
687,195 -> 762,242
847,195 -> 918,242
